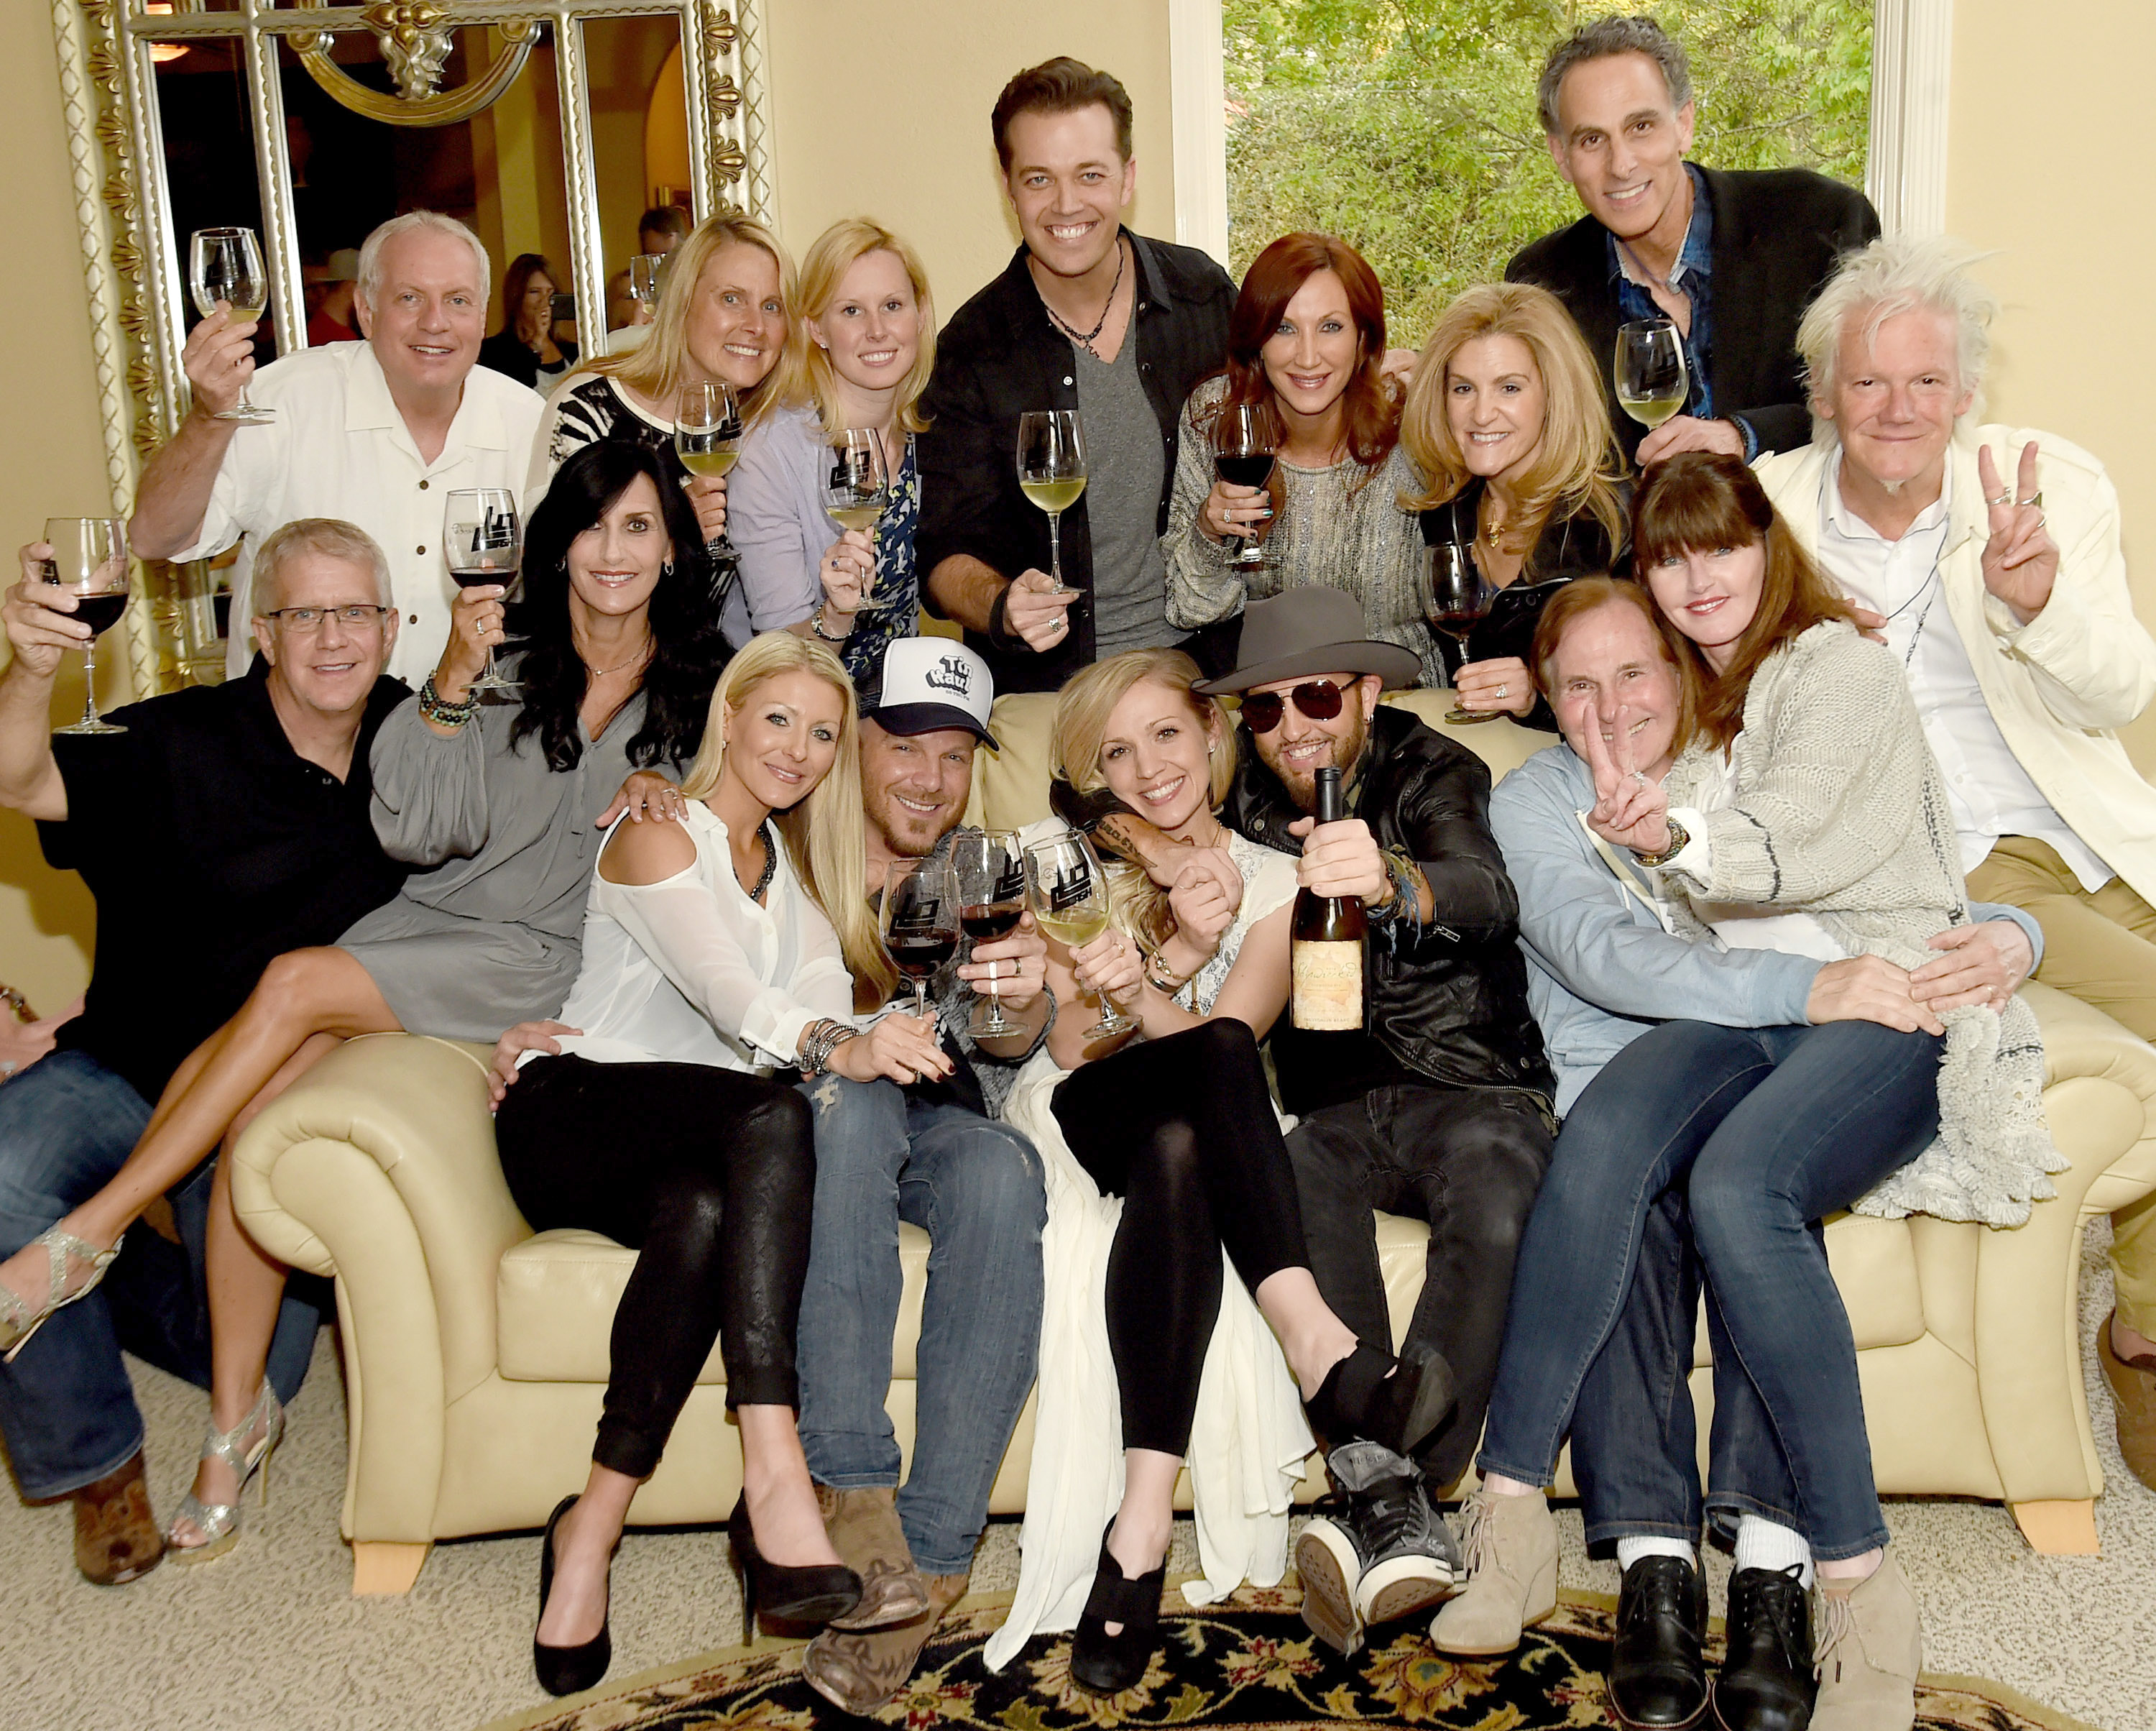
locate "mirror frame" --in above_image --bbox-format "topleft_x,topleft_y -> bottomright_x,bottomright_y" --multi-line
51,0 -> 774,692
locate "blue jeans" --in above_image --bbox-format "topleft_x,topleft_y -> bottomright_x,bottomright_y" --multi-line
0,1050 -> 321,1499
795,1076 -> 1045,1577
1480,1019 -> 1943,1560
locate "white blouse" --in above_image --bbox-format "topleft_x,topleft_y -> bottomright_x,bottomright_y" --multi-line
545,804 -> 854,1072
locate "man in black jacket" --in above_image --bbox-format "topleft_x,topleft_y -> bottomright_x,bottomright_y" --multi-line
917,58 -> 1235,693
1506,15 -> 1878,466
1056,589 -> 1554,1658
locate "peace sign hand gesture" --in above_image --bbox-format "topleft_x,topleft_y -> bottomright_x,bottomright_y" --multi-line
1976,441 -> 2058,623
1574,697 -> 1673,856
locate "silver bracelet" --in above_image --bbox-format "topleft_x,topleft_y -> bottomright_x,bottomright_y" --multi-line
798,1019 -> 859,1077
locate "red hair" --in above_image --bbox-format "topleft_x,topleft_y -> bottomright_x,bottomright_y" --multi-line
1207,233 -> 1396,472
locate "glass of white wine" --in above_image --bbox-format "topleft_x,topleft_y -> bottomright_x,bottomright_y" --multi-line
1015,410 -> 1087,595
822,430 -> 891,611
42,517 -> 130,736
629,252 -> 668,316
1023,830 -> 1133,1039
675,380 -> 744,554
1615,319 -> 1689,431
189,227 -> 275,425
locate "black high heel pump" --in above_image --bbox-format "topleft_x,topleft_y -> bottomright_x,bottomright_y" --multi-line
727,1495 -> 862,1642
534,1494 -> 613,1698
1307,1342 -> 1457,1456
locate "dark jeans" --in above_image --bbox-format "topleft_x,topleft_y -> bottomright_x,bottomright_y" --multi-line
0,1050 -> 320,1500
795,1075 -> 1045,1576
1051,1020 -> 1308,1457
1286,1083 -> 1553,1489
1480,1019 -> 1943,1559
495,1055 -> 814,1479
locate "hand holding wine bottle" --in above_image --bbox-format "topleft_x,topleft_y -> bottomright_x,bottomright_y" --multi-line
1289,767 -> 1368,1030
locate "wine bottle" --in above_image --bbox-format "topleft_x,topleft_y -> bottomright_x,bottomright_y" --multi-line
1291,765 -> 1367,1031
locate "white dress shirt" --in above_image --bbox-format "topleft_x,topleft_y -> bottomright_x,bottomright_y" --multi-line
545,804 -> 856,1073
177,341 -> 545,688
1818,460 -> 2112,891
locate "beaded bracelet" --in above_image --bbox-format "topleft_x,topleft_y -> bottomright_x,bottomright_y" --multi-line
418,674 -> 478,730
811,611 -> 851,644
798,1018 -> 860,1078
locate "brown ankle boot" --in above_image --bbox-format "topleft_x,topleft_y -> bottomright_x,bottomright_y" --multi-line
73,1451 -> 163,1586
804,1571 -> 968,1714
819,1485 -> 931,1630
2099,1310 -> 2156,1492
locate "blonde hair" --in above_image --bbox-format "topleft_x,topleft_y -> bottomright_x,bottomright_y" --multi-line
1399,281 -> 1628,554
1051,650 -> 1236,955
581,216 -> 802,428
795,219 -> 936,437
678,633 -> 896,1003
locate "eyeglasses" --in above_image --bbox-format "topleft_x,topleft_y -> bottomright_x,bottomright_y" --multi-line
1238,679 -> 1345,735
260,604 -> 394,632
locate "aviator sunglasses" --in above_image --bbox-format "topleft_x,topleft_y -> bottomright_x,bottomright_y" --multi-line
1239,679 -> 1346,734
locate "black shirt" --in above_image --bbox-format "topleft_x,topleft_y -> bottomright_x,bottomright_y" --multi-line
916,230 -> 1236,693
39,660 -> 410,1103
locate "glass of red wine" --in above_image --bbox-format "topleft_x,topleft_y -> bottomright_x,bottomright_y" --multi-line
882,856 -> 959,1024
1425,539 -> 1498,725
1213,402 -> 1279,571
43,516 -> 129,737
952,830 -> 1026,1038
444,488 -> 522,694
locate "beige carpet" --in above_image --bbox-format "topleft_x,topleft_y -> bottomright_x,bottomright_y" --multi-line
0,1223 -> 2148,1731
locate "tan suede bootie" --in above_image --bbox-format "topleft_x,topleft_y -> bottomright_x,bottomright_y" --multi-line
1812,1552 -> 1922,1731
1428,1488 -> 1558,1656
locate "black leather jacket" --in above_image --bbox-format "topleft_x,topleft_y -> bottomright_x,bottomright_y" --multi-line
1225,707 -> 1554,1103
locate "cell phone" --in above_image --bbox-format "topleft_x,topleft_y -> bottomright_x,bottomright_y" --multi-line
550,292 -> 575,322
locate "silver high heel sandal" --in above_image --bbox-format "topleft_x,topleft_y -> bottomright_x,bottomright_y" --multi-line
0,1226 -> 123,1362
167,1379 -> 283,1565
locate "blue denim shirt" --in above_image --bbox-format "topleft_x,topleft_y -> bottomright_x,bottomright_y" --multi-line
1608,164 -> 1753,454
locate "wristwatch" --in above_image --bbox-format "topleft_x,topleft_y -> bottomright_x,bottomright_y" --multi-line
1630,817 -> 1691,870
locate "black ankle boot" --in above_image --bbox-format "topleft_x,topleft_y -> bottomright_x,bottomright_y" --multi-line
1713,1566 -> 1815,1731
1070,1522 -> 1167,1696
1307,1343 -> 1457,1457
1609,1553 -> 1708,1729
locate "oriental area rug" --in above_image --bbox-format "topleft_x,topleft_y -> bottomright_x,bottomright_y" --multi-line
478,1584 -> 2099,1731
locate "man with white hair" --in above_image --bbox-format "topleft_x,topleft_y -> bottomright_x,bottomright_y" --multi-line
130,211 -> 543,686
1756,234 -> 2156,1487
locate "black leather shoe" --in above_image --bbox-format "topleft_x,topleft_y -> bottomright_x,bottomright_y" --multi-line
1713,1566 -> 1815,1731
1609,1553 -> 1708,1729
1070,1522 -> 1167,1696
1307,1343 -> 1457,1458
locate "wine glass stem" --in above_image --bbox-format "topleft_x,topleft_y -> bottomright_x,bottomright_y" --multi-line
914,981 -> 931,1021
1047,512 -> 1063,587
78,643 -> 98,728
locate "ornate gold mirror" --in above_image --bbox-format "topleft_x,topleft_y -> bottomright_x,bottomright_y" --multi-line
52,0 -> 772,692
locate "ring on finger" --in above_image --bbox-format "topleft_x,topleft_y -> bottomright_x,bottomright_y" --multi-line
2017,491 -> 2044,508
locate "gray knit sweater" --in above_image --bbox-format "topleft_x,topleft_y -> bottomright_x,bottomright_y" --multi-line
1661,620 -> 2063,1226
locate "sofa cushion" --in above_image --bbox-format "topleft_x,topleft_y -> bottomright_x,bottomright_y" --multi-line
499,1224 -> 940,1384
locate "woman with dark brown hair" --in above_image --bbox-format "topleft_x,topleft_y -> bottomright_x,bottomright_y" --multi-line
1161,234 -> 1436,678
479,253 -> 579,390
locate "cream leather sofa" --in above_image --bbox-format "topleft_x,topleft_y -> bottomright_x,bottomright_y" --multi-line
231,691 -> 2156,1594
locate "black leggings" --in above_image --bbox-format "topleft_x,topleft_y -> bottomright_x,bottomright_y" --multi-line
494,1054 -> 814,1479
1051,1020 -> 1310,1456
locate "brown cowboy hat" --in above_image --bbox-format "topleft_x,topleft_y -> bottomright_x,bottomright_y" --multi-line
1194,587 -> 1422,695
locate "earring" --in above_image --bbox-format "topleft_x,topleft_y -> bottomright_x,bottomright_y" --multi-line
660,559 -> 676,581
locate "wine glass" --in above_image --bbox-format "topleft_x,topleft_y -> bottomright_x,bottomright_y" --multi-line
675,380 -> 744,555
821,430 -> 891,611
188,228 -> 275,425
1615,318 -> 1690,431
1212,403 -> 1279,571
1015,410 -> 1087,594
952,830 -> 1026,1038
1424,540 -> 1498,725
629,252 -> 668,316
1023,831 -> 1133,1039
42,517 -> 129,736
882,857 -> 959,1024
444,488 -> 522,694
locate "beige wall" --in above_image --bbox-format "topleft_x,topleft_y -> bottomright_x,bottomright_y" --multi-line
0,3 -> 2151,1015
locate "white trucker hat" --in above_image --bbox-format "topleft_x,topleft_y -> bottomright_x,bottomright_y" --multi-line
858,637 -> 998,749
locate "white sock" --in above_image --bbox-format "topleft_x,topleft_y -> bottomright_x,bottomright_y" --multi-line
1616,1535 -> 1696,1571
1733,1515 -> 1814,1589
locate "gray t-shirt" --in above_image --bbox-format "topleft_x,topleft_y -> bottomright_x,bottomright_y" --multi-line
1072,335 -> 1177,659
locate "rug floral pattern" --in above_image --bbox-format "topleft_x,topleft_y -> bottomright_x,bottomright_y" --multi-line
487,1585 -> 2091,1731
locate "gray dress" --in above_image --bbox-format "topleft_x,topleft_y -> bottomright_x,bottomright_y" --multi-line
338,679 -> 655,1041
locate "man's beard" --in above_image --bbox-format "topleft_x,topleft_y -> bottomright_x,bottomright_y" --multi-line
867,786 -> 956,859
1265,706 -> 1372,812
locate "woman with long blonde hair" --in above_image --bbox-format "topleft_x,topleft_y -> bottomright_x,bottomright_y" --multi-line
1399,281 -> 1629,725
529,216 -> 803,643
487,632 -> 941,1696
987,649 -> 1453,1695
729,219 -> 937,685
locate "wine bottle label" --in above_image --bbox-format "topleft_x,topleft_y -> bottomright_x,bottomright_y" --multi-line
1293,940 -> 1363,1030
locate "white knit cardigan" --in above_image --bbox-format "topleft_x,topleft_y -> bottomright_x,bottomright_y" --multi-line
1661,620 -> 2064,1226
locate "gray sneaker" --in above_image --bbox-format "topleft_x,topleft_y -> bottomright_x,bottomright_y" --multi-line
1295,1441 -> 1460,1655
